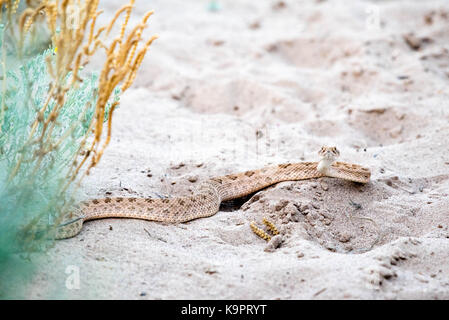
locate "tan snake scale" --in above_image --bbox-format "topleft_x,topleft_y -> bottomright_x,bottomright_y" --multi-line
56,147 -> 371,239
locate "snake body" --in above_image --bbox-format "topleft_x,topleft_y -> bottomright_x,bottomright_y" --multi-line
57,148 -> 370,239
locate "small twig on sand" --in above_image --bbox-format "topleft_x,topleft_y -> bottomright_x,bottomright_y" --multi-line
313,288 -> 327,297
349,199 -> 362,210
143,228 -> 167,242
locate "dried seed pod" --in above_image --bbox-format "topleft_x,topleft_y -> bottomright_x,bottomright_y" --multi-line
263,217 -> 279,235
250,221 -> 271,241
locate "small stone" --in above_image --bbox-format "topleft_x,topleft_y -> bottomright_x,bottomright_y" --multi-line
403,33 -> 431,51
264,235 -> 283,252
171,93 -> 181,100
320,181 -> 328,191
187,176 -> 198,183
273,1 -> 286,10
338,232 -> 351,243
171,162 -> 185,169
213,40 -> 225,47
249,21 -> 261,29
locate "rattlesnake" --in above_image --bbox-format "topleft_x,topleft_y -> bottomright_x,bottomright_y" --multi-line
56,146 -> 370,239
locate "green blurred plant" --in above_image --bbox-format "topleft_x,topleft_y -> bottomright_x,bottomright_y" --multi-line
0,0 -> 157,266
0,44 -> 119,256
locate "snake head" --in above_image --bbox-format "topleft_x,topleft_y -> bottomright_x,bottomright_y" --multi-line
318,146 -> 340,162
317,146 -> 340,174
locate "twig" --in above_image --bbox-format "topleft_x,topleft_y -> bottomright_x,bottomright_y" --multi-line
143,228 -> 167,243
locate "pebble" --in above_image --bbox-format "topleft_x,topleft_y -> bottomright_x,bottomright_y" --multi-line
187,176 -> 198,183
171,162 -> 185,169
320,181 -> 328,191
249,21 -> 261,30
264,235 -> 283,252
338,232 -> 351,243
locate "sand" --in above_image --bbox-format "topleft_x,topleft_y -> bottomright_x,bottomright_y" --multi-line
16,0 -> 449,299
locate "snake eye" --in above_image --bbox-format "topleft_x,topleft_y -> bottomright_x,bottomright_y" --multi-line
329,147 -> 339,156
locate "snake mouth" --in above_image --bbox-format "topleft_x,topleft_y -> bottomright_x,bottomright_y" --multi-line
321,152 -> 338,162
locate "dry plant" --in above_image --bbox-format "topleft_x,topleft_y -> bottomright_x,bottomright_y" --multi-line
250,218 -> 281,242
16,0 -> 157,183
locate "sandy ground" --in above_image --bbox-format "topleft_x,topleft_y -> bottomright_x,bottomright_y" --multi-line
13,0 -> 449,299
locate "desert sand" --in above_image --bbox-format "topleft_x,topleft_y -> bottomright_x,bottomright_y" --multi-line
14,0 -> 449,299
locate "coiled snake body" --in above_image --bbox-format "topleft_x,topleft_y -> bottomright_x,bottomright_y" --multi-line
56,147 -> 370,239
